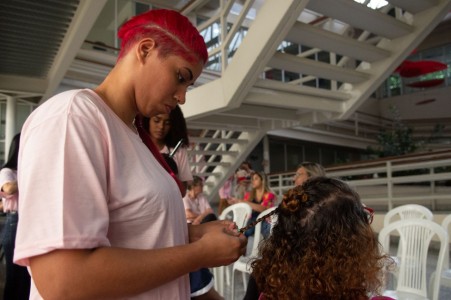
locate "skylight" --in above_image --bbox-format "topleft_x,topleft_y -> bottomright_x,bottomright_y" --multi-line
354,0 -> 388,10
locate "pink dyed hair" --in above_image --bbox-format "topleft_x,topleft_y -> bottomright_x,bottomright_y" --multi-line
117,9 -> 208,64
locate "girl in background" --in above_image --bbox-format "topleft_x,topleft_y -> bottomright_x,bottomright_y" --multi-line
229,171 -> 276,237
142,105 -> 193,190
0,133 -> 31,300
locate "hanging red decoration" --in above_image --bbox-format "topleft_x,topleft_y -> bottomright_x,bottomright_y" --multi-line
395,60 -> 447,78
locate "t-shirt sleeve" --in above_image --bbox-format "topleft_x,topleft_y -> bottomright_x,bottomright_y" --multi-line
15,109 -> 111,266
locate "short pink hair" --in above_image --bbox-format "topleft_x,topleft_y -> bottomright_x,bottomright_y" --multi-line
117,9 -> 208,64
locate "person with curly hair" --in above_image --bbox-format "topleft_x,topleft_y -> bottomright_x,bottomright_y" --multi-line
245,176 -> 394,300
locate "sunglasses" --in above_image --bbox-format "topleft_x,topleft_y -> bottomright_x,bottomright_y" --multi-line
363,206 -> 374,224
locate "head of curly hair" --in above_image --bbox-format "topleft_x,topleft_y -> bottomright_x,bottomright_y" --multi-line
251,176 -> 393,300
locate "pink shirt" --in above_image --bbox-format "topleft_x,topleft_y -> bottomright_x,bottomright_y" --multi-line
0,168 -> 18,212
182,193 -> 212,223
15,89 -> 190,300
218,177 -> 233,199
160,145 -> 193,182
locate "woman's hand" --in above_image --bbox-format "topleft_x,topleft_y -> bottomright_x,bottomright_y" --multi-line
227,197 -> 240,205
188,220 -> 247,267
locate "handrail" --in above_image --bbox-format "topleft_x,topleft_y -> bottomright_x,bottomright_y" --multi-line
268,150 -> 451,211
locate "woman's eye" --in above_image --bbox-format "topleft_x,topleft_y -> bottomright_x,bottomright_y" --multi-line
177,71 -> 186,83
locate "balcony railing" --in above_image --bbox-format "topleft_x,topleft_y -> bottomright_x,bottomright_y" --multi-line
268,149 -> 451,211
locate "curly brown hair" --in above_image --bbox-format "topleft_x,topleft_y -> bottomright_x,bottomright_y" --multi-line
250,177 -> 392,300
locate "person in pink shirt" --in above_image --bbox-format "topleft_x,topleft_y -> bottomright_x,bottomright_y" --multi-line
0,133 -> 31,300
142,105 -> 193,191
14,9 -> 246,300
183,176 -> 217,225
183,176 -> 222,299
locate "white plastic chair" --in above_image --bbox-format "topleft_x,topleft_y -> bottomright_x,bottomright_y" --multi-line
383,204 -> 434,280
429,214 -> 451,297
378,219 -> 448,300
384,204 -> 433,227
213,203 -> 252,295
230,206 -> 278,300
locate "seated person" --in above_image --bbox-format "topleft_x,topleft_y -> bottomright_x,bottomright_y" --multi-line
244,177 -> 394,300
183,176 -> 217,224
229,171 -> 275,237
183,175 -> 222,300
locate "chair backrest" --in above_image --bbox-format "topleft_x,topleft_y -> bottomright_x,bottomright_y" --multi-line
219,203 -> 252,229
383,204 -> 433,227
441,214 -> 451,268
250,206 -> 278,257
378,219 -> 448,300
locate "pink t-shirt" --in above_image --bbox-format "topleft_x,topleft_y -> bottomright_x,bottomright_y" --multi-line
160,145 -> 193,183
15,89 -> 190,299
182,193 -> 212,223
0,168 -> 18,212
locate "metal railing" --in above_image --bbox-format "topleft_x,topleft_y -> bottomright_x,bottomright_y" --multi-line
268,150 -> 451,211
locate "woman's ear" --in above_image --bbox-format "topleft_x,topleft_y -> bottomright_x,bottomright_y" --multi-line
137,38 -> 157,63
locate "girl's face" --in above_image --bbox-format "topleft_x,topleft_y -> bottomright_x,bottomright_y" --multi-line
294,167 -> 310,187
149,114 -> 171,142
190,184 -> 203,198
251,173 -> 263,189
135,43 -> 203,118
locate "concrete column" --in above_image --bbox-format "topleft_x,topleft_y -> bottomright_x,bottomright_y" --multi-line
5,96 -> 16,159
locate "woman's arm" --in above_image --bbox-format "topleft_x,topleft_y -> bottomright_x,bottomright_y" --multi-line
185,208 -> 198,221
30,221 -> 246,300
192,207 -> 214,225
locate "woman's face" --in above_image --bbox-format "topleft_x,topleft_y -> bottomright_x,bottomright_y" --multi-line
149,114 -> 171,142
294,167 -> 310,186
135,43 -> 204,118
251,173 -> 263,189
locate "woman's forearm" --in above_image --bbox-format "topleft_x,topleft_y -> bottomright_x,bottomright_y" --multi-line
30,224 -> 246,300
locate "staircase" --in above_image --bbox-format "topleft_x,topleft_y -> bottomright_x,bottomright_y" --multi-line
0,0 -> 450,201
180,0 -> 451,200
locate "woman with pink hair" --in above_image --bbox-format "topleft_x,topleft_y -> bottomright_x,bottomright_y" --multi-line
14,9 -> 246,300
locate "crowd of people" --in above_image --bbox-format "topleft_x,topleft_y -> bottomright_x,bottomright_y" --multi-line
1,7 -> 395,300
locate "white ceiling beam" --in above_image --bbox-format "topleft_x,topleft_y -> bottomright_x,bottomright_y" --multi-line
188,114 -> 261,129
286,22 -> 391,62
40,0 -> 108,103
245,89 -> 344,113
268,127 -> 377,149
254,79 -> 350,101
268,52 -> 370,83
219,104 -> 301,121
0,75 -> 47,95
